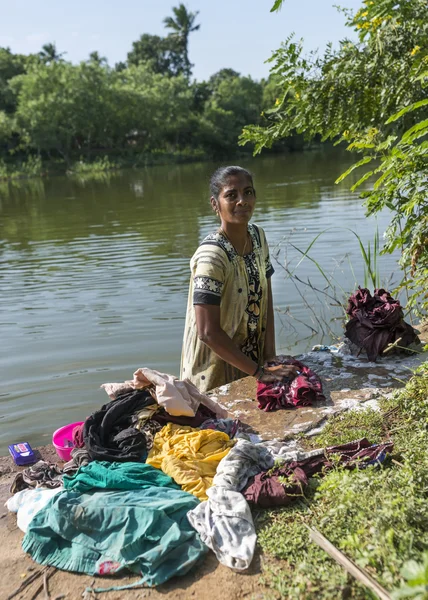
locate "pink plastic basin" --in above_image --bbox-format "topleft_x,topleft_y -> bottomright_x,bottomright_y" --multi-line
52,421 -> 84,461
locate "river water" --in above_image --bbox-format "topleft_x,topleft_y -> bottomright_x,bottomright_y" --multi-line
0,149 -> 400,453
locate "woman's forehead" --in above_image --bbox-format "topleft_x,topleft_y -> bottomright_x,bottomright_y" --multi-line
222,173 -> 253,190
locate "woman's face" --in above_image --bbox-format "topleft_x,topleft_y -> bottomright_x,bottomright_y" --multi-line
211,173 -> 256,226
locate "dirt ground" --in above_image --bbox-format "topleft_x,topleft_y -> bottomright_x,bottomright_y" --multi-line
2,326 -> 427,600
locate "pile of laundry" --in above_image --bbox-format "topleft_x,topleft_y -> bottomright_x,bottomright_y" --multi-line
6,367 -> 393,593
345,287 -> 419,361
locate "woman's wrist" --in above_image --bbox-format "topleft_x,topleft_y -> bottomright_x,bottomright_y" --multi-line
253,365 -> 265,380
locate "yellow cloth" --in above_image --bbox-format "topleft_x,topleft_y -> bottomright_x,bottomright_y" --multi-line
146,423 -> 234,500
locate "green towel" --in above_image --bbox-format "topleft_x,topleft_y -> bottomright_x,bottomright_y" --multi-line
63,460 -> 179,493
23,485 -> 206,590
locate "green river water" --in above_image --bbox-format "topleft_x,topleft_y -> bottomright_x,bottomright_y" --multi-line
0,149 -> 400,453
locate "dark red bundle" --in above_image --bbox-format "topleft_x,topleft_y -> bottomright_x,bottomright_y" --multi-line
243,438 -> 393,508
256,355 -> 325,412
345,287 -> 418,361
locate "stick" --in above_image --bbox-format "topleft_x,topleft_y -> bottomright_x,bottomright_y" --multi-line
43,570 -> 51,599
308,527 -> 392,600
6,567 -> 48,600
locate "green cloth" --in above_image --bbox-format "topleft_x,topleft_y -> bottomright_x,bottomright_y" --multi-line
63,460 -> 179,493
22,485 -> 206,590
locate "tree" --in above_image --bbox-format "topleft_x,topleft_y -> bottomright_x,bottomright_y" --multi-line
127,33 -> 186,76
163,3 -> 200,78
88,51 -> 107,67
241,0 -> 428,314
39,42 -> 66,64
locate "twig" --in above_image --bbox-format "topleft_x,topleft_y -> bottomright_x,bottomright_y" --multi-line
392,459 -> 405,468
43,570 -> 50,599
6,567 -> 49,600
307,527 -> 392,600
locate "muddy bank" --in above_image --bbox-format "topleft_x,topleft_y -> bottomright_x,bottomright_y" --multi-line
2,329 -> 427,600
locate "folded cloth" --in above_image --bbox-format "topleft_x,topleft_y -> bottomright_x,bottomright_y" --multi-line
257,355 -> 325,411
345,287 -> 419,361
147,423 -> 234,500
22,486 -> 206,591
243,438 -> 394,508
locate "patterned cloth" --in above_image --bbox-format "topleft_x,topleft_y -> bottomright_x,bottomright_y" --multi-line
181,223 -> 274,393
10,460 -> 63,493
187,440 -> 274,570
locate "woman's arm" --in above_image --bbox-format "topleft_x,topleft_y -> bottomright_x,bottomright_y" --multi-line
195,304 -> 259,376
263,277 -> 276,360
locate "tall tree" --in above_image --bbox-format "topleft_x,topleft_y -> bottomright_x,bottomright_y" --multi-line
39,43 -> 66,64
127,34 -> 186,76
163,4 -> 200,78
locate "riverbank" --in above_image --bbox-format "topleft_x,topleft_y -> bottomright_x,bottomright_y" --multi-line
2,327 -> 427,600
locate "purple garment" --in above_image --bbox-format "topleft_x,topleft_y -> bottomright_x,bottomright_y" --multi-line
345,287 -> 418,361
256,356 -> 325,411
243,438 -> 393,508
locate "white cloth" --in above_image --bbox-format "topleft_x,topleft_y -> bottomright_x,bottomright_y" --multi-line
6,487 -> 64,532
187,440 -> 273,570
187,487 -> 256,571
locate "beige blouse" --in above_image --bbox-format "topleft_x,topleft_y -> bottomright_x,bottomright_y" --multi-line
180,223 -> 274,393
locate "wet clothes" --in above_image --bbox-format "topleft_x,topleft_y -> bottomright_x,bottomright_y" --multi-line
10,461 -> 63,493
181,223 -> 274,393
243,438 -> 393,507
187,440 -> 274,570
22,486 -> 206,590
257,356 -> 325,411
83,390 -> 155,462
152,403 -> 218,429
63,461 -> 179,494
345,287 -> 419,361
146,423 -> 234,500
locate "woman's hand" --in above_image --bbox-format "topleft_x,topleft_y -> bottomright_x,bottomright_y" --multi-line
259,364 -> 301,384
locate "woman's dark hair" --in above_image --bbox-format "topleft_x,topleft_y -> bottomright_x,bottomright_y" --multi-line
209,166 -> 254,200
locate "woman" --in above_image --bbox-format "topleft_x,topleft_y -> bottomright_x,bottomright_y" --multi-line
180,165 -> 298,393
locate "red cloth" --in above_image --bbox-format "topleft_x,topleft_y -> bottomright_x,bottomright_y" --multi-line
243,438 -> 393,508
345,287 -> 418,362
256,356 -> 325,412
72,424 -> 85,448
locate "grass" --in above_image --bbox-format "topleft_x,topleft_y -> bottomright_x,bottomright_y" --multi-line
256,361 -> 428,599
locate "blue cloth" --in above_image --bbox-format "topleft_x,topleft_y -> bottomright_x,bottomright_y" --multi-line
22,485 -> 206,589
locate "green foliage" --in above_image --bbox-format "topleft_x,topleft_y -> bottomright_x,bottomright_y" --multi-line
392,552 -> 428,599
257,363 -> 428,599
241,0 -> 428,315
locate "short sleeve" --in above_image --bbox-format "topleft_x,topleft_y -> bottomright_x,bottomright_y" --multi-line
191,243 -> 228,306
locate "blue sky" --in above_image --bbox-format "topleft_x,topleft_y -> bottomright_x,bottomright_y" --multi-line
1,0 -> 362,80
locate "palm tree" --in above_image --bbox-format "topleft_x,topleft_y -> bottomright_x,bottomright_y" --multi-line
163,4 -> 200,77
39,43 -> 66,64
